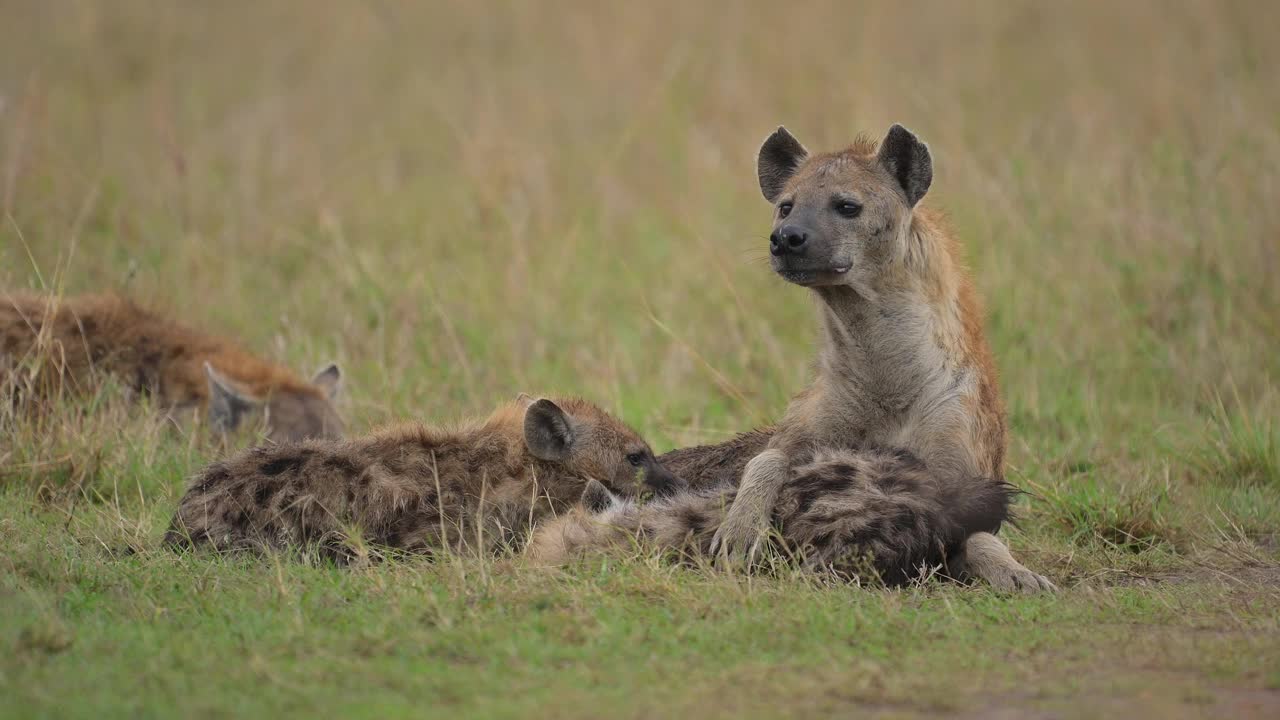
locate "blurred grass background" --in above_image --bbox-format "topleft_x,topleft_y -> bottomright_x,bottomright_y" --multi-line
2,2 -> 1278,717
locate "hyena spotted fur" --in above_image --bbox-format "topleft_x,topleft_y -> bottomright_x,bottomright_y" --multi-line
656,125 -> 1053,592
164,396 -> 682,560
529,447 -> 1016,586
0,292 -> 343,441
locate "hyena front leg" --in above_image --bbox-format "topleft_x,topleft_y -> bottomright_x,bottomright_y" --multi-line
710,448 -> 788,567
953,531 -> 1056,593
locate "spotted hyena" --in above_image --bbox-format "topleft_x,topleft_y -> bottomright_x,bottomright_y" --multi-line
529,446 -> 1015,586
164,395 -> 682,560
0,292 -> 343,441
657,125 -> 1053,592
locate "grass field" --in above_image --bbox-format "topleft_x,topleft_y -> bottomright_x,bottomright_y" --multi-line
2,1 -> 1279,717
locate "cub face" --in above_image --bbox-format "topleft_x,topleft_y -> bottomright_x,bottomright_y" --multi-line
206,362 -> 345,442
756,124 -> 933,293
521,396 -> 685,498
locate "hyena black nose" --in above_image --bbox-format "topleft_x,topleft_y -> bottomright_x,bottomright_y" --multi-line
770,226 -> 809,256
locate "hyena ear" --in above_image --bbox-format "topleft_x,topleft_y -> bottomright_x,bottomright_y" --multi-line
514,392 -> 536,408
311,363 -> 342,399
757,126 -> 808,203
205,362 -> 260,433
523,398 -> 575,462
876,123 -> 933,208
581,479 -> 617,513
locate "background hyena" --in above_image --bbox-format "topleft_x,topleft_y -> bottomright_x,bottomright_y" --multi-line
0,292 -> 343,442
165,395 -> 682,560
529,446 -> 1017,586
659,125 -> 1054,592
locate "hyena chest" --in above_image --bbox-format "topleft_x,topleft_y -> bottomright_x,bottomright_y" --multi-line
803,368 -> 974,469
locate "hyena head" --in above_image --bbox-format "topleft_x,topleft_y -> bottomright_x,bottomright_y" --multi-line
520,395 -> 685,498
756,123 -> 932,292
205,362 -> 345,442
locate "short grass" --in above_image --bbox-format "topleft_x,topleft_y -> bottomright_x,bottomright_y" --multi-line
2,1 -> 1279,717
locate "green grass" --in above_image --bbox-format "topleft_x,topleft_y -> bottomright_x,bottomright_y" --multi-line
3,1 -> 1280,717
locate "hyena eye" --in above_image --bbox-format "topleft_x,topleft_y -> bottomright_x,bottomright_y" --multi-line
835,201 -> 862,218
778,202 -> 793,219
626,451 -> 645,467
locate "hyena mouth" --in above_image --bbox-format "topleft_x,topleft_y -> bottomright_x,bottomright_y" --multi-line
776,266 -> 850,286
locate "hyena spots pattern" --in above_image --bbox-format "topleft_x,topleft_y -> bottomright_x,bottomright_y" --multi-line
165,396 -> 682,561
529,446 -> 1016,586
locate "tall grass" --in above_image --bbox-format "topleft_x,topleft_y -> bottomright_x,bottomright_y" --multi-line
5,0 -> 1277,535
1,3 -> 1279,715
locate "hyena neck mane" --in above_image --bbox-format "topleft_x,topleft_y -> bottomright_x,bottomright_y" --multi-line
795,209 -> 1001,455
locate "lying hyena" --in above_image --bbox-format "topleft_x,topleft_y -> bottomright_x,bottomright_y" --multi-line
0,292 -> 343,442
657,125 -> 1053,592
165,395 -> 682,559
528,447 -> 1016,586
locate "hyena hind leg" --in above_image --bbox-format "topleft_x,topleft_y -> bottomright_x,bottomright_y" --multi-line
952,531 -> 1056,594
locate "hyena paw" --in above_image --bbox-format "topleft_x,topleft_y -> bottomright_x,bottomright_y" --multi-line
988,564 -> 1058,594
709,517 -> 765,569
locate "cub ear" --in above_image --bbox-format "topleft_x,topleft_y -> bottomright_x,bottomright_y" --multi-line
581,479 -> 617,513
205,363 -> 260,433
311,363 -> 342,399
514,392 -> 536,408
523,398 -> 575,462
757,126 -> 808,203
876,123 -> 932,208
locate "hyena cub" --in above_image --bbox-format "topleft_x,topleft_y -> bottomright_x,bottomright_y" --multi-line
529,447 -> 1015,586
165,396 -> 682,560
0,292 -> 343,441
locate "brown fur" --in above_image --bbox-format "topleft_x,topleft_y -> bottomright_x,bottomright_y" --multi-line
0,291 -> 343,441
529,446 -> 1017,586
658,428 -> 770,489
659,126 -> 1052,592
164,396 -> 677,559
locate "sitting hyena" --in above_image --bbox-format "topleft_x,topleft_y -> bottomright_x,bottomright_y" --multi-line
164,395 -> 683,559
0,292 -> 343,442
528,447 -> 1016,586
654,124 -> 1053,592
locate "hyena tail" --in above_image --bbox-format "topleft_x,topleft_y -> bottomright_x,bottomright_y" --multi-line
777,448 -> 1018,585
936,475 -> 1020,538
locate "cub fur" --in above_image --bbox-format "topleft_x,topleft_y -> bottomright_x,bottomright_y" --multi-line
164,395 -> 681,559
529,447 -> 1016,586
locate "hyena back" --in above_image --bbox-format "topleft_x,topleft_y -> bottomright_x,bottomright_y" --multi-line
165,396 -> 681,559
0,291 -> 343,441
